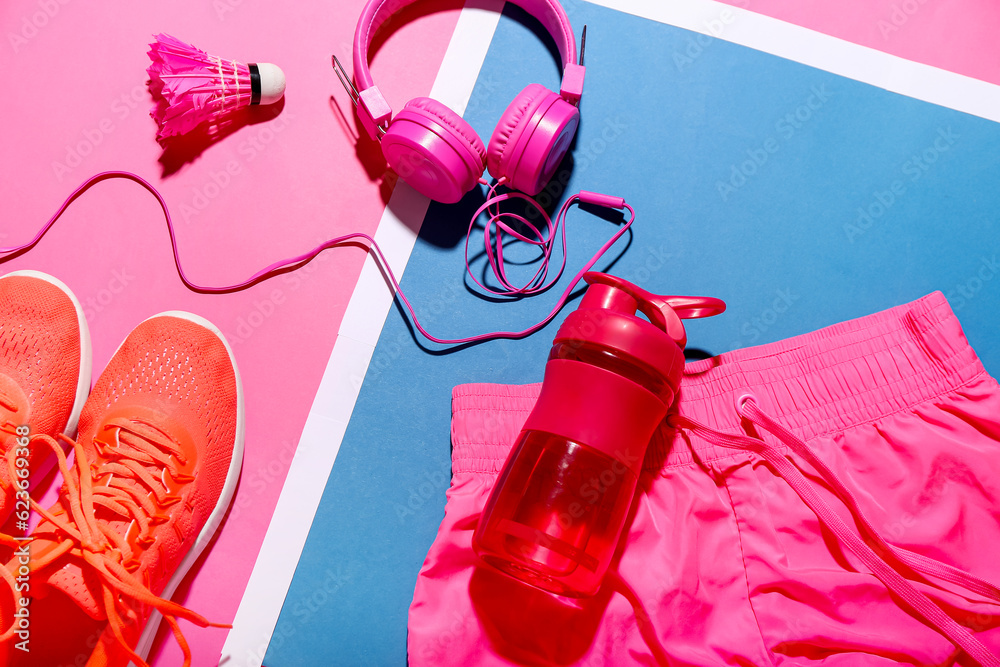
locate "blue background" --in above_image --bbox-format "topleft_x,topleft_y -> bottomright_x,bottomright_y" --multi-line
266,2 -> 1000,664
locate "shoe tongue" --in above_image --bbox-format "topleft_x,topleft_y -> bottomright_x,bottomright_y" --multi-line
31,432 -> 158,624
30,495 -> 137,623
29,407 -> 185,626
42,552 -> 107,621
27,529 -> 108,621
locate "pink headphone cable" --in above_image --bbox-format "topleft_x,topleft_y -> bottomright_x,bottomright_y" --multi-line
0,170 -> 634,346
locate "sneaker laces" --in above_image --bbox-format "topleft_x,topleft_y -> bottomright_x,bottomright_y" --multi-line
0,386 -> 24,438
0,389 -> 16,415
0,405 -> 29,495
0,424 -> 228,667
0,414 -> 31,554
668,394 -> 1000,667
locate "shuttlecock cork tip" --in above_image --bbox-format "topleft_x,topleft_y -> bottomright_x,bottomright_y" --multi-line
252,62 -> 285,105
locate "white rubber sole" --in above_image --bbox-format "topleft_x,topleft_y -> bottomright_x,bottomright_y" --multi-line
112,311 -> 246,666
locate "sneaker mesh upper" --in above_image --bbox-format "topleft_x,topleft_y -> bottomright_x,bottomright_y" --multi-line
0,275 -> 82,438
38,315 -> 239,625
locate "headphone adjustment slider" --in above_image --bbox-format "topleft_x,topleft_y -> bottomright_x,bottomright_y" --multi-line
332,54 -> 389,139
560,26 -> 587,106
560,64 -> 585,105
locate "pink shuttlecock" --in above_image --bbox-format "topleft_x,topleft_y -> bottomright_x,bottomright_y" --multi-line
146,33 -> 285,141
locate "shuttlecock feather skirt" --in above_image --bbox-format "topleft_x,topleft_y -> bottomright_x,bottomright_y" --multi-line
147,33 -> 263,141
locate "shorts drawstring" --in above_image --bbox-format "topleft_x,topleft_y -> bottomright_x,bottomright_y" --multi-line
668,393 -> 1000,667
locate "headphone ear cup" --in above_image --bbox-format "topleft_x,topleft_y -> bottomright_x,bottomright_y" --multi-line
381,97 -> 486,204
487,84 -> 546,180
487,83 -> 580,196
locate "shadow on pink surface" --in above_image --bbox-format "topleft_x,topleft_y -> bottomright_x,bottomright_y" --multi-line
157,98 -> 287,178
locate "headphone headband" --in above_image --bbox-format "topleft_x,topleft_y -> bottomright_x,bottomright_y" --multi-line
350,0 -> 585,140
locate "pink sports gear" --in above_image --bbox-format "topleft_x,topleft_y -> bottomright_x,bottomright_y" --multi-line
4,173 -> 634,347
344,0 -> 586,203
474,273 -> 726,597
410,291 -> 1000,666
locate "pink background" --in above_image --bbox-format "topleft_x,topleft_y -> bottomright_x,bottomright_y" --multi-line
721,0 -> 1000,85
1,0 -> 463,664
1,0 -> 993,664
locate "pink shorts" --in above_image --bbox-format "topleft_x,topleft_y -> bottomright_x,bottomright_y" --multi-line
408,292 -> 1000,666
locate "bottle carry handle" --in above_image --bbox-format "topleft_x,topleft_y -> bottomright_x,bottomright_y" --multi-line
582,272 -> 726,348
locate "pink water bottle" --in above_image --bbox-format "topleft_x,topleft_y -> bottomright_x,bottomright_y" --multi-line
472,272 -> 725,597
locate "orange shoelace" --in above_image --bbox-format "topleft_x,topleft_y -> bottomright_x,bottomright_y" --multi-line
0,426 -> 228,667
0,404 -> 30,500
0,390 -> 16,414
0,411 -> 27,554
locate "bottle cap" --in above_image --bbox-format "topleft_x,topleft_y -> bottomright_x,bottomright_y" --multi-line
554,272 -> 725,391
526,272 -> 726,474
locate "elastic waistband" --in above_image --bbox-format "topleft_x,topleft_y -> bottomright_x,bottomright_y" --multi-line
451,292 -> 986,474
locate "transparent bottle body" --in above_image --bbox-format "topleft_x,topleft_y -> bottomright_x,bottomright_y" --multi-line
473,429 -> 638,597
474,340 -> 673,595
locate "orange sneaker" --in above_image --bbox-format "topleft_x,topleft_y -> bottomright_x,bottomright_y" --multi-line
3,311 -> 244,667
0,270 -> 91,525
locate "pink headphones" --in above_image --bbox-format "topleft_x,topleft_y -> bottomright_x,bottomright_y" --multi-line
343,0 -> 586,204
